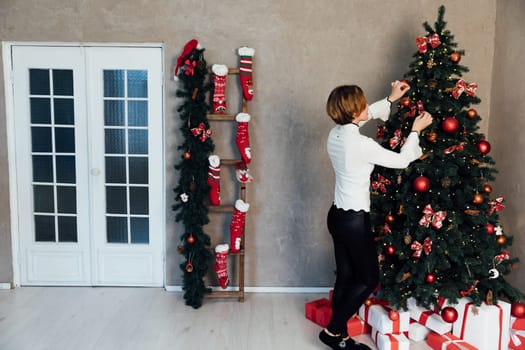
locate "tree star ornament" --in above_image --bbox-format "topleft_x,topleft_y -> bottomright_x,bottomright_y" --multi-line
180,193 -> 189,203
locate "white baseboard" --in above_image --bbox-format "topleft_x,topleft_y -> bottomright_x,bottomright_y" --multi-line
165,285 -> 331,293
0,283 -> 12,290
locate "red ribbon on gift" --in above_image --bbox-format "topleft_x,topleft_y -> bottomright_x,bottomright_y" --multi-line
461,302 -> 504,350
416,34 -> 441,53
419,204 -> 447,229
190,122 -> 212,142
510,317 -> 525,348
452,79 -> 478,99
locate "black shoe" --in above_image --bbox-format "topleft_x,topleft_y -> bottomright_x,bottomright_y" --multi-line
318,330 -> 354,349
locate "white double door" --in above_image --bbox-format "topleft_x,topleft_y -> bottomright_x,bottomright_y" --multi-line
10,45 -> 164,286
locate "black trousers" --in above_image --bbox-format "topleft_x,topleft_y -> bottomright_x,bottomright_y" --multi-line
326,204 -> 379,337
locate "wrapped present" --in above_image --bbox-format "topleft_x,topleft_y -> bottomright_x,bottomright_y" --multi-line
427,331 -> 477,350
509,317 -> 525,350
407,297 -> 452,335
305,298 -> 332,328
371,327 -> 410,350
452,299 -> 511,350
408,320 -> 430,342
359,303 -> 410,334
347,316 -> 371,337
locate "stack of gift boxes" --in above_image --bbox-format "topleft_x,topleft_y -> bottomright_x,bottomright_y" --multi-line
306,291 -> 525,349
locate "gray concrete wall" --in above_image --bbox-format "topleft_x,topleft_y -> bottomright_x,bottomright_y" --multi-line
490,0 -> 525,293
1,0 -> 518,288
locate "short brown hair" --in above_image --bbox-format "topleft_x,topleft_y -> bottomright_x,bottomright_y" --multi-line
326,85 -> 367,125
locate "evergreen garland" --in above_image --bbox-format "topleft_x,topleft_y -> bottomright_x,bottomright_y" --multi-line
371,6 -> 524,309
173,45 -> 214,308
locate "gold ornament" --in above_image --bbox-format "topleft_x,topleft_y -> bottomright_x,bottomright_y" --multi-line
427,59 -> 435,69
441,177 -> 452,188
404,235 -> 412,245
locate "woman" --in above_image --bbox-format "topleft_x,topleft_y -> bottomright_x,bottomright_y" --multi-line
319,81 -> 432,349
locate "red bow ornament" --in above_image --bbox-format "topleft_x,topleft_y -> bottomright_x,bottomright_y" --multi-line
183,59 -> 197,76
416,34 -> 441,53
411,237 -> 433,258
377,125 -> 386,139
372,174 -> 392,193
452,79 -> 478,99
488,196 -> 505,215
380,223 -> 392,235
419,204 -> 447,229
190,122 -> 212,142
495,251 -> 510,263
443,141 -> 466,154
390,129 -> 402,149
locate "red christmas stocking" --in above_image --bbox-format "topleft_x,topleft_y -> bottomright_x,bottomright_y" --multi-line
238,47 -> 254,101
230,199 -> 250,253
207,155 -> 221,205
236,113 -> 251,164
212,64 -> 228,114
214,243 -> 230,289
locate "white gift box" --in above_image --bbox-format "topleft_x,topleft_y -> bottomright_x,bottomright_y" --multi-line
371,327 -> 410,350
407,297 -> 452,335
451,298 -> 511,350
359,303 -> 410,334
408,321 -> 430,342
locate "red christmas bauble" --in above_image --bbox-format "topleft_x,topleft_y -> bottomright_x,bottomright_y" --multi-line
183,151 -> 191,160
511,301 -> 525,318
386,244 -> 395,255
441,307 -> 459,323
385,214 -> 395,225
442,117 -> 459,133
400,97 -> 411,108
477,140 -> 491,155
185,261 -> 193,273
472,193 -> 484,205
467,108 -> 478,119
449,52 -> 462,64
483,184 -> 493,194
425,273 -> 436,284
413,176 -> 431,193
485,223 -> 495,235
187,234 -> 195,244
389,309 -> 400,321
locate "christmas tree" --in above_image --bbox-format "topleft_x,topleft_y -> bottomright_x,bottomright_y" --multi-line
173,40 -> 214,308
371,6 -> 524,309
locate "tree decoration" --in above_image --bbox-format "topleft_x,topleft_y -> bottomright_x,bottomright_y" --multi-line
173,39 -> 214,308
511,301 -> 525,318
441,307 -> 459,323
483,184 -> 492,193
413,175 -> 431,193
370,6 -> 524,309
441,116 -> 459,133
476,140 -> 491,154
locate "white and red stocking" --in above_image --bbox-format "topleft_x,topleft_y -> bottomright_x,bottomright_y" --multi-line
235,113 -> 251,164
214,244 -> 229,289
230,199 -> 250,253
207,155 -> 221,205
212,64 -> 228,114
238,47 -> 254,101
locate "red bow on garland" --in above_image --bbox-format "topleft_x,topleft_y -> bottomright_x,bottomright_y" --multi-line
452,79 -> 478,99
190,122 -> 212,142
495,251 -> 510,263
372,174 -> 392,193
460,280 -> 479,297
488,196 -> 505,215
411,237 -> 433,258
416,33 -> 441,53
419,204 -> 447,229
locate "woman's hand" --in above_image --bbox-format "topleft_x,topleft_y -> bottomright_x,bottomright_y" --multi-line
412,111 -> 433,135
388,80 -> 410,102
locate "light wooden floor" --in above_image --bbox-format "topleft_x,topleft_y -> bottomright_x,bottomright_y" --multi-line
0,288 -> 431,350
